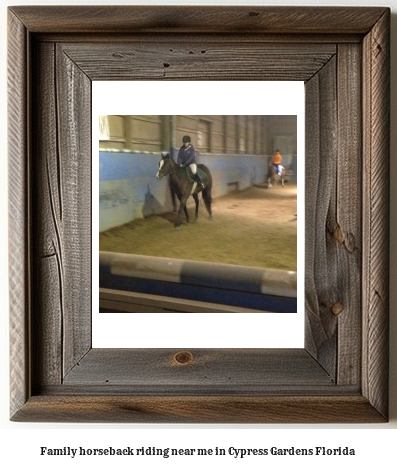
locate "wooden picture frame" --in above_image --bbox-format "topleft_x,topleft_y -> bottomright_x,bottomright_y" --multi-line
8,6 -> 390,423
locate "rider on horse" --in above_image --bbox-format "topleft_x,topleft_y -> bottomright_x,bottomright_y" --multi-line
271,149 -> 283,176
177,135 -> 204,189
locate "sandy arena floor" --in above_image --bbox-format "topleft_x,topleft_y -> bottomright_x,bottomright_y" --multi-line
99,183 -> 297,271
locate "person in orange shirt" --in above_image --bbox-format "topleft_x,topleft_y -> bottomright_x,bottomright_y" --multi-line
271,149 -> 282,175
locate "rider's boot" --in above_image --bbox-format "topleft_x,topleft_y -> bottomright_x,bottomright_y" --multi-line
193,172 -> 205,189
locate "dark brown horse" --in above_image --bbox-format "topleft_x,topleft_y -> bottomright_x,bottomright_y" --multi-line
156,153 -> 213,227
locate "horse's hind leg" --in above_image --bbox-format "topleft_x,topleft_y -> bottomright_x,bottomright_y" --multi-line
192,194 -> 199,222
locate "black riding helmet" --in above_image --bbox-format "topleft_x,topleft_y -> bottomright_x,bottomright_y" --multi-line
182,135 -> 191,143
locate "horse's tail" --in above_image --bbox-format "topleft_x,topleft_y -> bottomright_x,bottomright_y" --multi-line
202,187 -> 212,216
198,164 -> 212,217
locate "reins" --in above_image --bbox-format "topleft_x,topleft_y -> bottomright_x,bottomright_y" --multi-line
160,160 -> 184,178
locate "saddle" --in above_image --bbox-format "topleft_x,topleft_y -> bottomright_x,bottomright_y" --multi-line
186,166 -> 206,183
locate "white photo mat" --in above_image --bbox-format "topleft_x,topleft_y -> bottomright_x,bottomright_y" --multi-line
92,81 -> 305,348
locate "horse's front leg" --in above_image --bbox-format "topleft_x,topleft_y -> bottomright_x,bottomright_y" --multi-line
183,205 -> 190,222
175,197 -> 189,227
170,187 -> 177,212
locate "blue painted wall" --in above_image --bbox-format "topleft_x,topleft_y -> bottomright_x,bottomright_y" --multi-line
99,151 -> 269,232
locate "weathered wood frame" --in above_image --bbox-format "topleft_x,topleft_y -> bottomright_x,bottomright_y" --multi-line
8,6 -> 390,423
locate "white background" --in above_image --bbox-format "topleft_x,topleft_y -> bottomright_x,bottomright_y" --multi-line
93,81 -> 305,348
1,1 -> 396,470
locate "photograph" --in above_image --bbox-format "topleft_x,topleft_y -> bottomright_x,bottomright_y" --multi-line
98,114 -> 299,313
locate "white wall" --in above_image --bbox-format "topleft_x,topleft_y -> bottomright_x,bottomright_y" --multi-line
1,0 -> 396,468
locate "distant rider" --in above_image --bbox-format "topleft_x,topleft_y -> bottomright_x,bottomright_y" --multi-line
177,135 -> 204,189
271,149 -> 282,175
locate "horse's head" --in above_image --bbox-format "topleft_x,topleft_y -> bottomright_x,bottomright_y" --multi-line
156,153 -> 173,180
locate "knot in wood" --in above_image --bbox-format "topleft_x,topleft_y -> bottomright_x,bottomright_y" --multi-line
333,225 -> 344,244
174,351 -> 194,365
331,302 -> 344,316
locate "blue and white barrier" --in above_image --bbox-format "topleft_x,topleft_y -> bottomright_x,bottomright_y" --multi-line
99,252 -> 297,312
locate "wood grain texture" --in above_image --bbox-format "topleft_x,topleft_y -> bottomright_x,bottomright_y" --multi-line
60,42 -> 336,82
305,43 -> 363,386
11,396 -> 385,424
9,6 -> 387,34
63,349 -> 333,390
31,42 -> 92,387
362,9 -> 390,419
32,42 -> 63,388
335,44 -> 362,386
8,6 -> 390,423
8,10 -> 30,419
55,45 -> 92,377
304,56 -> 338,377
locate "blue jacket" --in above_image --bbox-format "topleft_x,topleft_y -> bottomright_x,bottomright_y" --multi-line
177,144 -> 196,166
